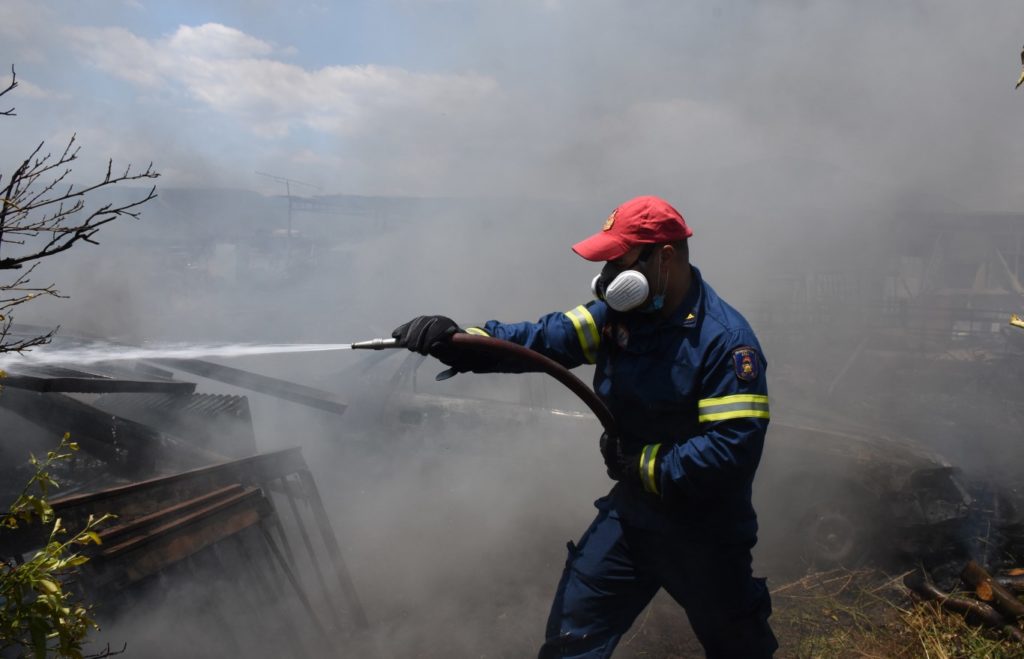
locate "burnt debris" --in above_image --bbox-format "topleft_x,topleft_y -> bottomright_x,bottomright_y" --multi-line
0,346 -> 369,656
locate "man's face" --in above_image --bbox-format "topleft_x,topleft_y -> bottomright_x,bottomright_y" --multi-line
609,245 -> 647,270
606,244 -> 674,283
602,243 -> 687,306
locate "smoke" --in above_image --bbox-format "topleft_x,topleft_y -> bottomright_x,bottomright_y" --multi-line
5,0 -> 1024,656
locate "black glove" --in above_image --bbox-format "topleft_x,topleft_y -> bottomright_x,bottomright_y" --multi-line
392,315 -> 461,356
600,432 -> 634,481
392,315 -> 487,376
599,432 -> 663,495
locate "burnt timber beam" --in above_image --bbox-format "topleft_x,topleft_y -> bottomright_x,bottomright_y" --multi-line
0,388 -> 161,474
153,358 -> 348,416
1,370 -> 196,395
86,487 -> 270,590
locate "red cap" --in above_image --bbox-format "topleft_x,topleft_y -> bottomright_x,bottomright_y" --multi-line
572,195 -> 693,262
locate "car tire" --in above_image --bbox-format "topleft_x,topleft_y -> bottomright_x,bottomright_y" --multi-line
795,487 -> 879,569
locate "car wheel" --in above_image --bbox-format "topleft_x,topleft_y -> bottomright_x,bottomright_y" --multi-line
797,492 -> 877,569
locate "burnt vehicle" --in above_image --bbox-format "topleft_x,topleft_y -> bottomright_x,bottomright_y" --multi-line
331,351 -> 976,570
754,401 -> 973,569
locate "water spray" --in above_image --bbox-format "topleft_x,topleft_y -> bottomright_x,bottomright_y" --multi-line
0,342 -> 355,370
2,333 -> 616,433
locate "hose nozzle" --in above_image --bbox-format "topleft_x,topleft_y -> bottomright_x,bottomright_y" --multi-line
350,337 -> 400,350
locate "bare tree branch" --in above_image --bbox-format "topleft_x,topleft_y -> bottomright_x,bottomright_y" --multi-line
84,642 -> 128,658
0,63 -> 159,353
0,65 -> 17,116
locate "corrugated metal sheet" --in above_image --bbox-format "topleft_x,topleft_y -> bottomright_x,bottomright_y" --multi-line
93,392 -> 256,457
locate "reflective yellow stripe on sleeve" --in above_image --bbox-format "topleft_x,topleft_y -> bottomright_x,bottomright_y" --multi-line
465,327 -> 490,336
562,305 -> 600,364
639,443 -> 661,495
697,394 -> 770,424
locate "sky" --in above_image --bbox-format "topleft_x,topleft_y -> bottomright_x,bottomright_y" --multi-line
1,0 -> 1023,208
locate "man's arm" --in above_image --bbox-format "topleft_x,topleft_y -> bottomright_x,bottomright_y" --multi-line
391,301 -> 606,373
466,300 -> 606,372
640,330 -> 769,500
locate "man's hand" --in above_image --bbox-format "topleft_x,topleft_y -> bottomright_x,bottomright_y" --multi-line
391,315 -> 488,374
392,315 -> 461,356
600,432 -> 636,481
600,433 -> 663,494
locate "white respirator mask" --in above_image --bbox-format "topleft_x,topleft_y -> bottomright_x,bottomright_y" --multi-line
590,245 -> 665,313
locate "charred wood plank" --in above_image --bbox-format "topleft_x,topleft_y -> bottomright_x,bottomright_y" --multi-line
0,387 -> 161,473
904,570 -> 1024,642
997,574 -> 1024,594
962,560 -> 1024,621
2,367 -> 195,394
154,358 -> 347,416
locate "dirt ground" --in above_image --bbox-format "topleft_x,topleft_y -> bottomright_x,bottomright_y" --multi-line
614,568 -> 1024,659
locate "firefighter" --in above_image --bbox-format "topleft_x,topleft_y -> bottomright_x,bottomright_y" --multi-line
392,195 -> 778,658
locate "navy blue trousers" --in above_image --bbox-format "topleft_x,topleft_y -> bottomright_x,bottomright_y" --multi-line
538,507 -> 777,658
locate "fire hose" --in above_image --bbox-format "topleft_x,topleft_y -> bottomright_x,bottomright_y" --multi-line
351,333 -> 618,436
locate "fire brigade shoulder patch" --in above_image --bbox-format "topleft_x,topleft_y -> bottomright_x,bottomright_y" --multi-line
732,347 -> 759,382
603,210 -> 616,231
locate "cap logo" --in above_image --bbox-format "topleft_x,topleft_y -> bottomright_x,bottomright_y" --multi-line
602,210 -> 616,231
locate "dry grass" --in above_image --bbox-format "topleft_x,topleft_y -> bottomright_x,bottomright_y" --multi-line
900,601 -> 1022,659
601,567 -> 1024,657
770,568 -> 1024,658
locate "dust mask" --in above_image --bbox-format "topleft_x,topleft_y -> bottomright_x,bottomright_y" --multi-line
591,246 -> 666,313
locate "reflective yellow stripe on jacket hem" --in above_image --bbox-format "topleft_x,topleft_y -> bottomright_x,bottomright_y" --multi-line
697,394 -> 770,424
562,305 -> 600,364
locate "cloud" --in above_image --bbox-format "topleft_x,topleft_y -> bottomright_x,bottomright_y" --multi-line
0,0 -> 56,63
166,23 -> 275,59
65,26 -> 166,86
13,79 -> 70,100
65,22 -> 499,139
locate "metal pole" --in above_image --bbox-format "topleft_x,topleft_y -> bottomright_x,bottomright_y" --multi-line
297,468 -> 370,629
285,179 -> 292,270
260,525 -> 333,647
280,474 -> 344,629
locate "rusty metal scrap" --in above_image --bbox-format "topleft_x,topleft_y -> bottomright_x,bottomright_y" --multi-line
0,447 -> 369,638
88,486 -> 270,589
0,332 -> 368,653
92,391 -> 257,457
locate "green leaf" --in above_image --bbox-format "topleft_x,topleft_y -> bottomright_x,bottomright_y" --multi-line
37,579 -> 59,594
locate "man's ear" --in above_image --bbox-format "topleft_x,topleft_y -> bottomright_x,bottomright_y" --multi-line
660,244 -> 676,271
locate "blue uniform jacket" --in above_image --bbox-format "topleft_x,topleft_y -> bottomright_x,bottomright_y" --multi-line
469,266 -> 769,542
